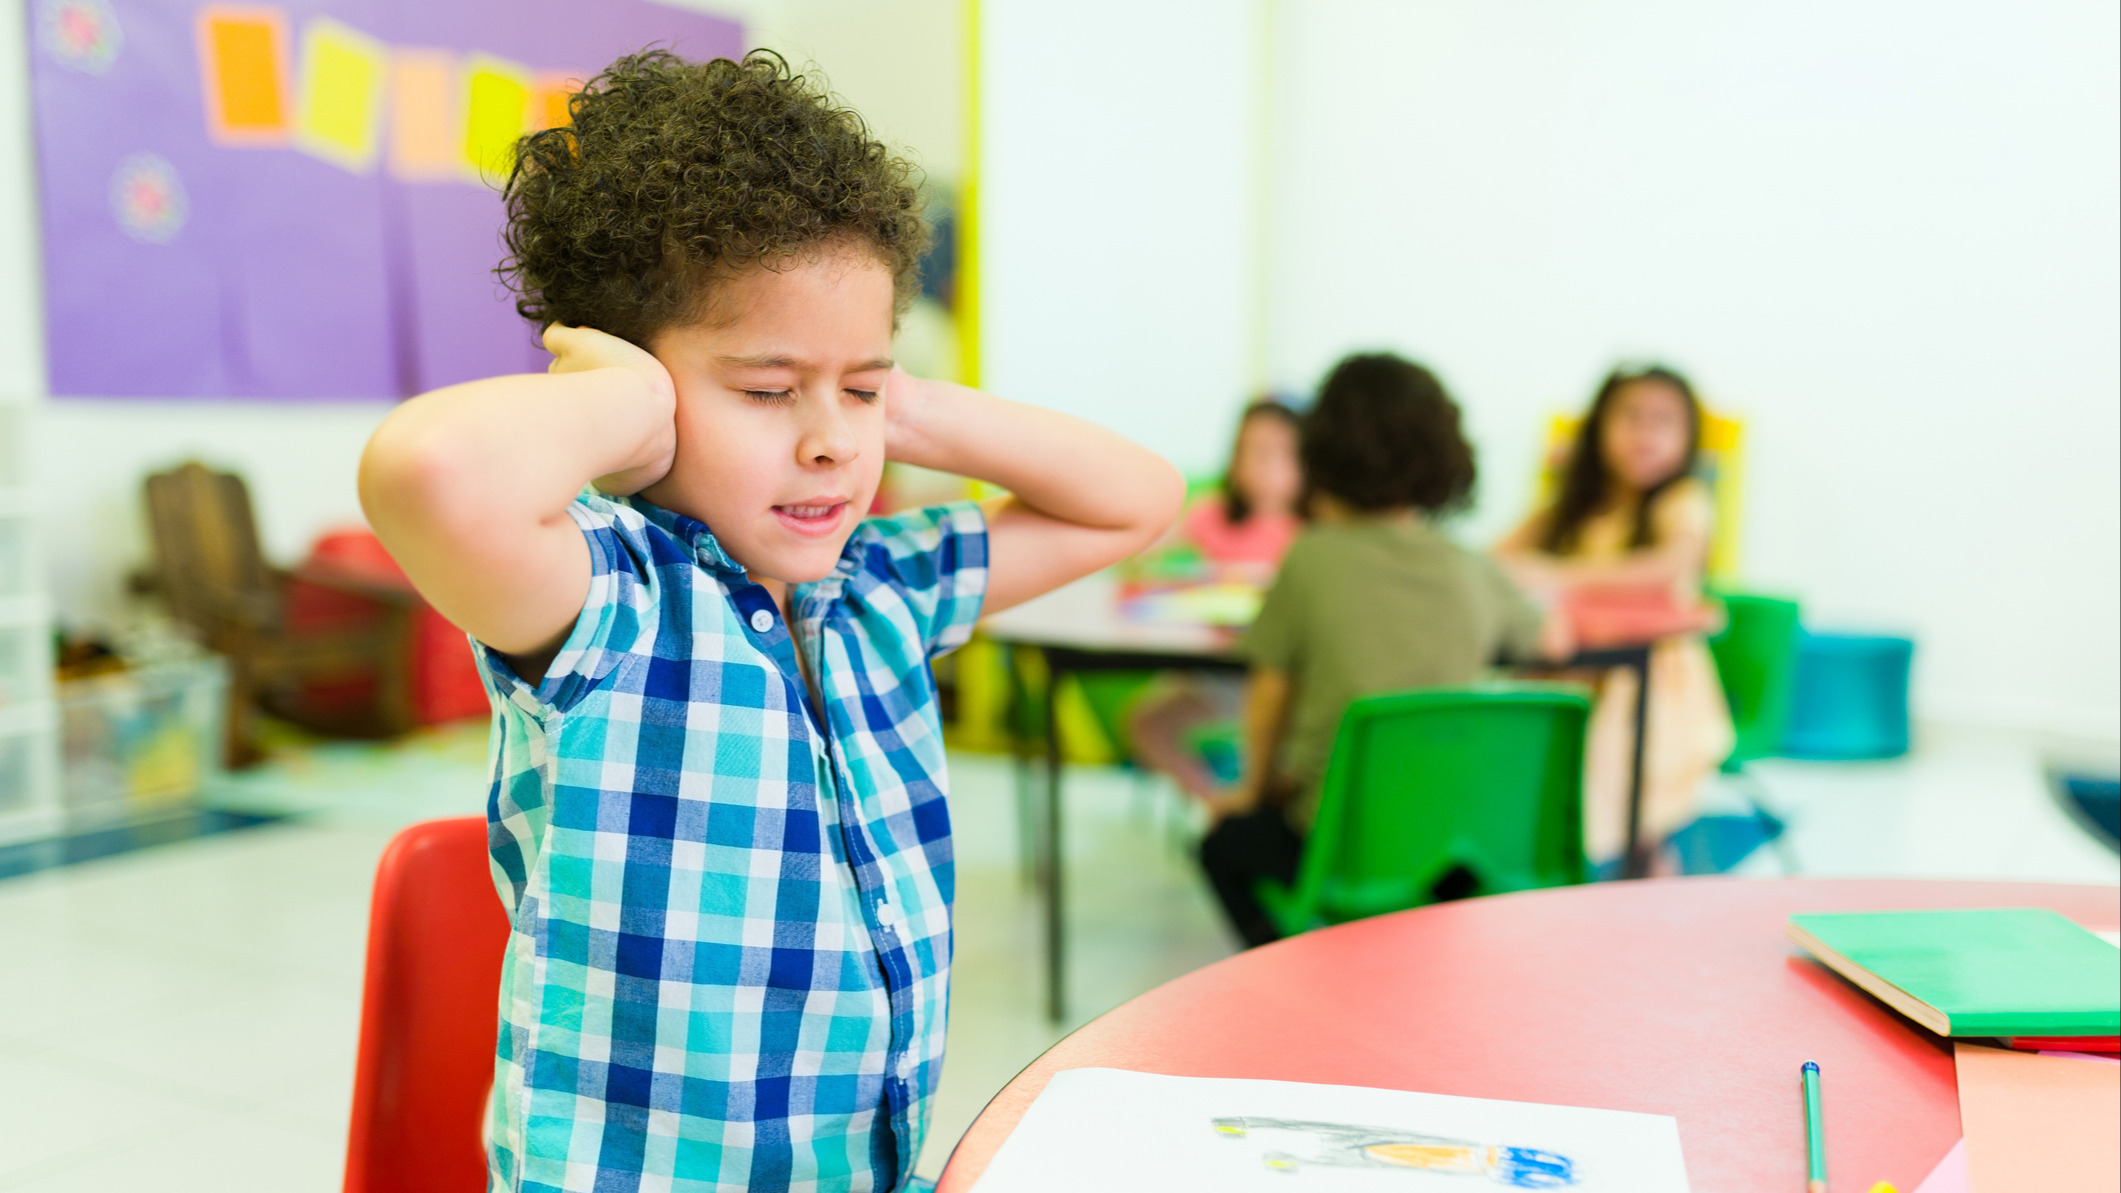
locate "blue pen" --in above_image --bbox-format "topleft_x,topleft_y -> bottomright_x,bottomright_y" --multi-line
1802,1060 -> 1827,1193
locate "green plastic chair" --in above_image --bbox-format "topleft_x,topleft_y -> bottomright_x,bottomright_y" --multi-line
1256,685 -> 1591,937
1706,590 -> 1803,771
1701,589 -> 1803,872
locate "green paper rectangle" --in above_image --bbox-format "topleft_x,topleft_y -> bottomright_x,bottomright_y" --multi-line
1791,908 -> 2121,1036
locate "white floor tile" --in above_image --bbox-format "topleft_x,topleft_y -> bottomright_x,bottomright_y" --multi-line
0,1048 -> 199,1187
26,967 -> 361,1114
2,1106 -> 340,1193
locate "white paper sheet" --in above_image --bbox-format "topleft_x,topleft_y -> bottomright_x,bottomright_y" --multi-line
973,1069 -> 1690,1192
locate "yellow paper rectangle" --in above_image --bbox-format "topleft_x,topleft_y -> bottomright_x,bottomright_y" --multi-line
461,54 -> 533,184
294,17 -> 388,173
389,50 -> 460,182
197,6 -> 290,145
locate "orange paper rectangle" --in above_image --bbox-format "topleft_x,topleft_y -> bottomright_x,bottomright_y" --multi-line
197,6 -> 290,145
389,49 -> 460,181
529,73 -> 582,132
1955,1041 -> 2121,1193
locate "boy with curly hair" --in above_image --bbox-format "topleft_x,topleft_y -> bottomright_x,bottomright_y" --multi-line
1199,354 -> 1566,948
359,50 -> 1182,1192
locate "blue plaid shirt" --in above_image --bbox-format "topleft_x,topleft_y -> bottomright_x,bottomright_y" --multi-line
474,492 -> 987,1192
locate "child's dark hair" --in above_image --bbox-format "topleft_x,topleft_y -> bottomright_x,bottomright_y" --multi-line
1539,365 -> 1702,555
1221,399 -> 1303,524
498,49 -> 929,348
1300,354 -> 1476,515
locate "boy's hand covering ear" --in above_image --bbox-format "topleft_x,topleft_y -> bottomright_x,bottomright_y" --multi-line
881,365 -> 933,465
542,324 -> 678,496
543,324 -> 675,396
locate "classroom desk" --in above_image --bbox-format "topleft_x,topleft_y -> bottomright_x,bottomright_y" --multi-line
936,878 -> 2120,1193
982,574 -> 1246,1022
980,574 -> 1698,1020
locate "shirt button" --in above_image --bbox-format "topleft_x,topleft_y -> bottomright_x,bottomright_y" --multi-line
749,609 -> 774,633
877,899 -> 902,928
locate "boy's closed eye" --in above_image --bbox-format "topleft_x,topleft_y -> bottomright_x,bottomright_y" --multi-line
740,387 -> 881,405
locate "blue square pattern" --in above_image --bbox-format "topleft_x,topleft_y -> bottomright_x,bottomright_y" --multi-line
477,493 -> 988,1192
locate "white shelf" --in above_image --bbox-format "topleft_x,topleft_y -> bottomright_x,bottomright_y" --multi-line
0,701 -> 55,736
0,393 -> 54,840
0,802 -> 62,848
0,593 -> 48,627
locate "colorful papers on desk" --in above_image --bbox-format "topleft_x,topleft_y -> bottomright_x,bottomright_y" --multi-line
1119,581 -> 1263,628
1910,1139 -> 1966,1193
1787,909 -> 2121,1037
1954,1043 -> 2120,1193
974,1068 -> 1691,1191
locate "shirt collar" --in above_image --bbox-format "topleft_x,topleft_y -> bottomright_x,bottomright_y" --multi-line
618,494 -> 745,574
619,493 -> 873,590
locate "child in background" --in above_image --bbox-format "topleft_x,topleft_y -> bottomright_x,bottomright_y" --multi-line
1494,365 -> 1734,871
1178,399 -> 1304,579
1200,354 -> 1565,948
359,51 -> 1183,1192
1127,400 -> 1303,800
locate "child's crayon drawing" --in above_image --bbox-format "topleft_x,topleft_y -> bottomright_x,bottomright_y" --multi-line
1212,1117 -> 1578,1187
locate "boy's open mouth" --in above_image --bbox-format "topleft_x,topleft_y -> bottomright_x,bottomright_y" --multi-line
772,500 -> 850,537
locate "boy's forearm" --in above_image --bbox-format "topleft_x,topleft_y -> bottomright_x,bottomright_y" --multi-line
891,379 -> 1178,533
361,367 -> 671,537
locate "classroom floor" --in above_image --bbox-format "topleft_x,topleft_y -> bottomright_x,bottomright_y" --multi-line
0,722 -> 2113,1190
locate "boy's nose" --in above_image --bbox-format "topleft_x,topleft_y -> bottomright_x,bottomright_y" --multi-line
797,403 -> 860,466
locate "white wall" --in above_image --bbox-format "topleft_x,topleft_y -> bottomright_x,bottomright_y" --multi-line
1262,0 -> 2120,738
9,0 -> 2116,736
977,0 -> 1262,478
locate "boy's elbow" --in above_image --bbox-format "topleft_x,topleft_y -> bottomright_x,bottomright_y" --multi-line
359,421 -> 478,541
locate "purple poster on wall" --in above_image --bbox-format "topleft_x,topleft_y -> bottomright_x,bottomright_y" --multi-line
27,0 -> 741,399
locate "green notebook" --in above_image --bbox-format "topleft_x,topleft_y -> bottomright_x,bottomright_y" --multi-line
1788,908 -> 2121,1037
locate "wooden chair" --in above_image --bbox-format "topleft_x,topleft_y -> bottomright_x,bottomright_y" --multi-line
142,462 -> 421,766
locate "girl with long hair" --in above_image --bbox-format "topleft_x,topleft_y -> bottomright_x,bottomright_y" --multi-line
1495,365 -> 1735,870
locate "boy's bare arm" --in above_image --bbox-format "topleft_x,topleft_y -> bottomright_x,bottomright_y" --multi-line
883,369 -> 1186,614
358,326 -> 676,661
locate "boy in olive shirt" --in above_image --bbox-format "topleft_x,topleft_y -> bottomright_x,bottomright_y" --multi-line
1201,353 -> 1567,947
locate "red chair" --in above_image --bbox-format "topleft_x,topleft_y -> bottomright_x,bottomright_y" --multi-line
345,817 -> 512,1193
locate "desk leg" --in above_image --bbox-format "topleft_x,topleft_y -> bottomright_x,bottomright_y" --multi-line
1042,651 -> 1066,1023
1002,645 -> 1035,888
1621,651 -> 1653,879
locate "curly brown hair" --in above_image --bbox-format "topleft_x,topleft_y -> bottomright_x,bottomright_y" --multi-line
1300,353 -> 1476,515
498,49 -> 930,347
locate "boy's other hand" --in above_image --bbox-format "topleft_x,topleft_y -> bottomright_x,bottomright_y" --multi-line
881,365 -> 934,466
543,324 -> 678,495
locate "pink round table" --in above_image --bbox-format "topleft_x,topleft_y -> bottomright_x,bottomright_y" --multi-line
936,878 -> 2120,1192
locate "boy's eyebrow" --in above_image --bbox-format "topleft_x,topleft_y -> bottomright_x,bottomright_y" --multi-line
715,353 -> 896,373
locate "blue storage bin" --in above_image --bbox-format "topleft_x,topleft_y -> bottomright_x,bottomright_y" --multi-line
1779,632 -> 1913,760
